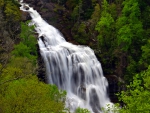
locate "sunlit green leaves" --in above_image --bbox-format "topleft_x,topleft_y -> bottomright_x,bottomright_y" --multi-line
95,0 -> 114,31
12,42 -> 31,57
12,21 -> 37,64
117,25 -> 132,51
96,13 -> 114,31
118,67 -> 150,113
116,0 -> 143,51
0,57 -> 35,85
20,21 -> 37,56
0,56 -> 66,113
0,76 -> 66,113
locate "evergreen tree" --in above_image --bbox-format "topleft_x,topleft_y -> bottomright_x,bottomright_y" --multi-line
116,0 -> 143,51
116,0 -> 144,80
95,0 -> 116,74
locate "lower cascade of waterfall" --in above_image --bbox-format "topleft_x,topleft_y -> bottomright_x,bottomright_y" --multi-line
20,1 -> 113,112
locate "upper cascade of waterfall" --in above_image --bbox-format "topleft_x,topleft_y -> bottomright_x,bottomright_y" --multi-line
20,0 -> 66,46
20,1 -> 113,112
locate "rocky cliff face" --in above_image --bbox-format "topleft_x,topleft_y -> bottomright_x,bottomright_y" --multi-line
22,0 -> 73,42
21,0 -> 74,82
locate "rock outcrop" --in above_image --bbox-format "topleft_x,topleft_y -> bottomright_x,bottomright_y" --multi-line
23,0 -> 72,42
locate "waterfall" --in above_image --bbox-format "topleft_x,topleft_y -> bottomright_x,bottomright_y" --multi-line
20,1 -> 113,112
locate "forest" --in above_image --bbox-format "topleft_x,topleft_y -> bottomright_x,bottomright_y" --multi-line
0,0 -> 150,112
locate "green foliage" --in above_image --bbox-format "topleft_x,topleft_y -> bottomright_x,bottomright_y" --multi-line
20,21 -> 37,56
71,0 -> 96,23
0,0 -> 21,42
112,0 -> 145,82
81,0 -> 95,20
0,0 -> 4,8
0,57 -> 36,85
0,49 -> 67,113
71,0 -> 82,22
54,0 -> 150,81
116,0 -> 143,51
78,22 -> 86,33
75,107 -> 90,113
12,42 -> 37,64
117,24 -> 132,51
12,21 -> 37,64
96,13 -> 114,31
12,42 -> 31,57
0,19 -> 67,113
139,39 -> 150,69
0,1 -> 68,113
4,1 -> 21,22
72,22 -> 88,45
95,0 -> 116,74
66,0 -> 80,10
31,0 -> 150,86
71,5 -> 80,21
118,67 -> 150,113
90,3 -> 101,27
102,0 -> 109,11
0,76 -> 66,113
0,56 -> 66,113
101,104 -> 120,113
141,6 -> 150,29
108,3 -> 117,20
95,0 -> 114,41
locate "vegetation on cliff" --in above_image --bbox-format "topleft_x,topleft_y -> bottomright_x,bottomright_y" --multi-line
48,0 -> 150,112
0,1 -> 66,113
62,0 -> 150,81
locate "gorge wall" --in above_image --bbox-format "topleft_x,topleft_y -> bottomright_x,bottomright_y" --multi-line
21,0 -> 120,103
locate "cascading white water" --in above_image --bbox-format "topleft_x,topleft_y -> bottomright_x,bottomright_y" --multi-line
20,1 -> 113,112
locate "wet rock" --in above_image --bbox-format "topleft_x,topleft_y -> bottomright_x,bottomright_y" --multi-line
45,3 -> 55,11
37,44 -> 46,82
21,11 -> 31,21
23,0 -> 33,3
105,75 -> 124,103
